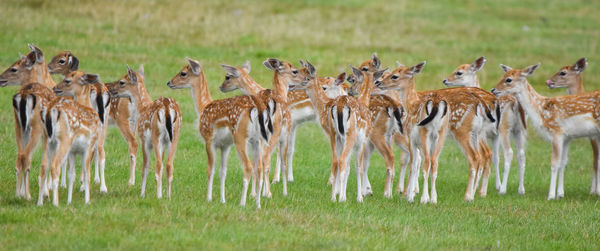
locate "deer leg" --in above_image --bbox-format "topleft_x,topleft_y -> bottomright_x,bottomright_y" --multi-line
557,140 -> 570,199
206,141 -> 216,202
514,131 -> 527,195
499,131 -> 513,195
66,154 -> 75,205
548,139 -> 564,200
140,140 -> 151,198
219,146 -> 231,204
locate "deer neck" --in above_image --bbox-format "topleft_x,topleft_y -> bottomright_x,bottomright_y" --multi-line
240,73 -> 265,96
132,82 -> 153,112
190,73 -> 213,120
512,83 -> 546,128
357,79 -> 373,106
567,74 -> 584,95
396,80 -> 419,108
75,85 -> 94,107
305,77 -> 332,119
29,63 -> 55,88
272,72 -> 289,104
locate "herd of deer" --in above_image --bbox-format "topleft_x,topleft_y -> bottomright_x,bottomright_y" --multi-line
1,45 -> 598,208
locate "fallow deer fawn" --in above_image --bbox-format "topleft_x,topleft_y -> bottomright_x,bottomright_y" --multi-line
11,83 -> 56,200
492,63 -> 600,199
375,61 -> 450,203
271,76 -> 349,184
39,97 -> 101,206
167,58 -> 271,207
53,71 -> 111,193
1,45 -> 56,200
109,66 -> 182,199
444,57 -> 528,195
547,57 -> 599,195
219,59 -> 314,197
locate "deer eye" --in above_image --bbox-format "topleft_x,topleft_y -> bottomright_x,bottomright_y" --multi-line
292,70 -> 298,75
119,80 -> 126,86
10,67 -> 17,72
505,78 -> 512,83
559,71 -> 567,76
65,79 -> 71,84
180,71 -> 187,77
225,76 -> 230,80
58,59 -> 66,64
456,71 -> 463,76
391,75 -> 399,80
361,67 -> 369,71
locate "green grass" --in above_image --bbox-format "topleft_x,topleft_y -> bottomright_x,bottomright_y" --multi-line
1,0 -> 600,249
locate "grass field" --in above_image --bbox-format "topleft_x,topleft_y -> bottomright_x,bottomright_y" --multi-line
1,0 -> 600,249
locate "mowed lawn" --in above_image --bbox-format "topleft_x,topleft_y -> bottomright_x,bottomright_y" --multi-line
1,0 -> 600,249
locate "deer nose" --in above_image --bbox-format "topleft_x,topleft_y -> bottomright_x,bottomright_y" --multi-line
443,79 -> 447,84
166,81 -> 172,87
374,80 -> 382,87
490,88 -> 498,95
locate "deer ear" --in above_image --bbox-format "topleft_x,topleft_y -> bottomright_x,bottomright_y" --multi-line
186,57 -> 202,75
24,51 -> 37,68
242,60 -> 251,73
28,45 -> 44,64
471,56 -> 486,72
396,61 -> 404,68
573,57 -> 587,73
69,54 -> 79,71
126,65 -> 138,84
137,64 -> 145,81
410,61 -> 426,75
371,53 -> 381,70
18,52 -> 25,60
298,60 -> 306,67
373,68 -> 387,81
82,74 -> 100,84
334,72 -> 346,86
305,61 -> 316,78
500,64 -> 512,73
522,63 -> 540,77
263,58 -> 282,72
220,64 -> 240,77
350,65 -> 364,84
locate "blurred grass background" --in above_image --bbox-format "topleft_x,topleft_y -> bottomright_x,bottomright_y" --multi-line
1,0 -> 599,249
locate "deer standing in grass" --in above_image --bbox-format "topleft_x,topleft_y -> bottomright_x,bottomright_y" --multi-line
444,57 -> 528,195
219,59 -> 316,197
1,45 -> 56,200
271,76 -> 349,184
546,57 -> 599,195
292,61 -> 376,202
167,58 -> 271,207
39,97 -> 101,206
109,66 -> 182,199
491,63 -> 600,199
375,61 -> 450,203
53,71 -> 111,193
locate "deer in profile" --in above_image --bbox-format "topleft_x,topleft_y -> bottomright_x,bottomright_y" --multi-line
546,58 -> 599,195
53,71 -> 111,193
1,45 -> 56,200
167,58 -> 272,208
109,65 -> 182,199
492,63 -> 600,199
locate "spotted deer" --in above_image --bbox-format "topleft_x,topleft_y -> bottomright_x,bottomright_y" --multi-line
491,63 -> 600,199
271,76 -> 349,184
1,45 -> 56,200
166,58 -> 271,208
108,66 -> 182,199
220,59 -> 319,197
546,57 -> 599,195
375,61 -> 451,203
53,71 -> 111,193
444,57 -> 528,195
39,98 -> 101,206
11,83 -> 56,200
